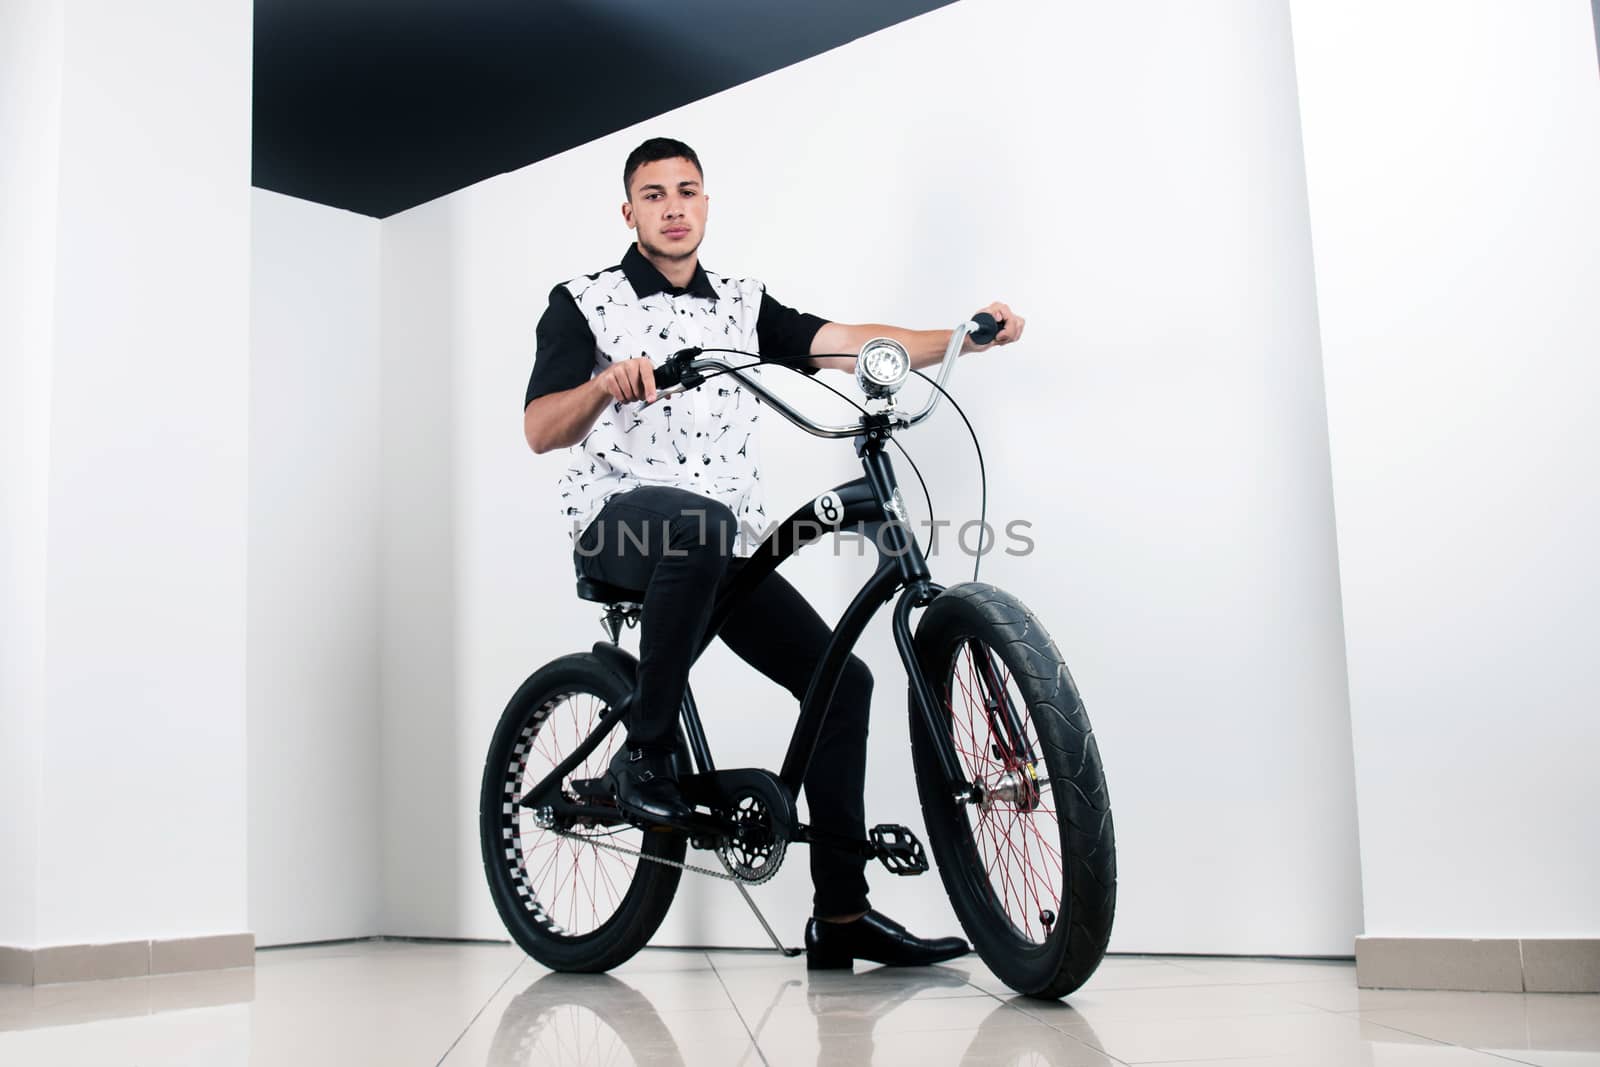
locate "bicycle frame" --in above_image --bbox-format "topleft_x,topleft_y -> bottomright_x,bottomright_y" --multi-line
520,430 -> 1031,829
692,431 -> 969,797
523,333 -> 1038,830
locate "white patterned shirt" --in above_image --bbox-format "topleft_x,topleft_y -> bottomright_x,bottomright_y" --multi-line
525,245 -> 827,556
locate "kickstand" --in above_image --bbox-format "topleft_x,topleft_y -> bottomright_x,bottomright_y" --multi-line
721,859 -> 802,958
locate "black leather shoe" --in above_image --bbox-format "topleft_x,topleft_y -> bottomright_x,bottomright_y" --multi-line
804,910 -> 970,970
606,746 -> 693,826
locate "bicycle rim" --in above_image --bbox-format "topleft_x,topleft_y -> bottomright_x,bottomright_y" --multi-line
501,691 -> 641,939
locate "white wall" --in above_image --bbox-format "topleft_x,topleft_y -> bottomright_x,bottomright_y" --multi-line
6,0 -> 255,947
247,190 -> 384,946
8,0 -> 1584,957
379,0 -> 1362,954
1290,0 -> 1600,938
0,0 -> 65,949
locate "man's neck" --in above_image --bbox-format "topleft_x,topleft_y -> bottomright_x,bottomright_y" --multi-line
637,242 -> 697,291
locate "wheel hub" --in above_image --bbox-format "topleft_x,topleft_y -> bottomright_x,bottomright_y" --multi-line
976,764 -> 1044,813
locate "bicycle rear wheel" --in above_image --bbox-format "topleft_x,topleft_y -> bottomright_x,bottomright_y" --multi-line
909,583 -> 1116,999
480,653 -> 685,972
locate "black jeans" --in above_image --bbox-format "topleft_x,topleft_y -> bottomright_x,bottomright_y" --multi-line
575,485 -> 872,917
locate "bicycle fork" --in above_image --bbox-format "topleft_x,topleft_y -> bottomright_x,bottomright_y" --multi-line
892,585 -> 1042,809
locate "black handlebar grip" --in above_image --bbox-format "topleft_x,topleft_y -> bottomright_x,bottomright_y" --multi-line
652,360 -> 683,390
969,312 -> 1002,346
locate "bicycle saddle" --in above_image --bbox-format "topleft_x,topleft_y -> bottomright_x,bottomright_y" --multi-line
575,577 -> 644,605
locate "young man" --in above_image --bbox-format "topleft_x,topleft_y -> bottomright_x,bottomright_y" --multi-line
523,137 -> 1024,968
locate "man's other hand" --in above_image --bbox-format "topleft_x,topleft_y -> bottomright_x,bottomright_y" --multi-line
964,301 -> 1026,352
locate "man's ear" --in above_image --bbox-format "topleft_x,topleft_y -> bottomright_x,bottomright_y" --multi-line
621,201 -> 635,230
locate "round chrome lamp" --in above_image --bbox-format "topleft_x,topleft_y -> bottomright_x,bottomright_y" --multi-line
855,337 -> 911,399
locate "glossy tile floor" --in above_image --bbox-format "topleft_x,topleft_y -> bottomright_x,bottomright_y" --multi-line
1,941 -> 1596,1066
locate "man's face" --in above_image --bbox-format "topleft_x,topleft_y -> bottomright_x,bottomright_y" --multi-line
622,157 -> 708,262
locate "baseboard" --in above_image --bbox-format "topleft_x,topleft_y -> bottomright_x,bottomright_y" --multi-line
0,933 -> 254,986
1356,937 -> 1600,993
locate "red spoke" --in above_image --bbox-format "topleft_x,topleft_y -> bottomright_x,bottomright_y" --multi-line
593,841 -> 629,906
1013,809 -> 1047,938
1025,822 -> 1064,863
534,727 -> 558,767
979,813 -> 1004,879
944,643 -> 1070,945
566,839 -> 583,932
995,826 -> 1023,927
573,846 -> 599,931
529,846 -> 562,902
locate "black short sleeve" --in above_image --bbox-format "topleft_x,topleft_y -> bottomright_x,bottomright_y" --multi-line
757,290 -> 828,374
525,285 -> 598,406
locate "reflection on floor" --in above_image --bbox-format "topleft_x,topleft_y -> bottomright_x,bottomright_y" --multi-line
1,941 -> 1597,1065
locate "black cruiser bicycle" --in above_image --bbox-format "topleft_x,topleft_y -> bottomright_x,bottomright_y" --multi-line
481,313 -> 1116,999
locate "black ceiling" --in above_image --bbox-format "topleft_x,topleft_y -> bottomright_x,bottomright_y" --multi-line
252,0 -> 959,218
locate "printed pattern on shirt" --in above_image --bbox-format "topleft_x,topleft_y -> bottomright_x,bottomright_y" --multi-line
558,268 -> 774,555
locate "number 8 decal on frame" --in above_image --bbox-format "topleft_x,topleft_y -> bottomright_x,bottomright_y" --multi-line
813,491 -> 844,527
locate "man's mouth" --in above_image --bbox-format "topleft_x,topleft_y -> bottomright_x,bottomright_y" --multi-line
663,227 -> 690,239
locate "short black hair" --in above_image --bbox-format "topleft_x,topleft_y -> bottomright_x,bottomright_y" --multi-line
623,137 -> 702,196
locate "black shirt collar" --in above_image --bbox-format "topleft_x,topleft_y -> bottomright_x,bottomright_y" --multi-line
621,243 -> 718,300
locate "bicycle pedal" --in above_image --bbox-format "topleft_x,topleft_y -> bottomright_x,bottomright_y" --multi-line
869,824 -> 929,875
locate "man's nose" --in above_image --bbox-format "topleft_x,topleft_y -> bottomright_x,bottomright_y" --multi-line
663,197 -> 684,218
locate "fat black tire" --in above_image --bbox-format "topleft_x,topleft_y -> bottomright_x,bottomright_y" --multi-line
479,653 -> 685,973
910,583 -> 1116,999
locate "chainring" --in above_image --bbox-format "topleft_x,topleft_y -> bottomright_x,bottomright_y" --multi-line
715,788 -> 787,885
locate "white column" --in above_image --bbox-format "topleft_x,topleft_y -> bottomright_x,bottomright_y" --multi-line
0,0 -> 66,949
1291,0 -> 1600,938
0,0 -> 255,948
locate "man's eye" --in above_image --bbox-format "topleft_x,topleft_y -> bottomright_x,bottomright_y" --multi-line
681,190 -> 697,198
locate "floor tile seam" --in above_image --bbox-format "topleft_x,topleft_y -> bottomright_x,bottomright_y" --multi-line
1345,1014 -> 1502,1054
1115,1057 -> 1281,1065
998,994 -> 1141,1061
1079,979 -> 1352,993
1036,1003 -> 1366,1025
1194,977 -> 1362,987
570,1003 -> 747,1017
1070,988 -> 1354,1005
1020,1004 -> 1469,1045
1074,1013 -> 1528,1067
1286,996 -> 1376,1018
792,989 -> 998,1006
431,957 -> 529,1067
1010,1008 -> 1348,1028
1469,1051 -> 1554,1067
704,951 -> 772,1067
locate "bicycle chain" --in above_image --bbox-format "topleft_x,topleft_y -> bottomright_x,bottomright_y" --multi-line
550,826 -> 746,882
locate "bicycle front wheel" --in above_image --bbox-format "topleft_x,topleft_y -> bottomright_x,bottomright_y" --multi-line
479,653 -> 685,973
909,583 -> 1116,999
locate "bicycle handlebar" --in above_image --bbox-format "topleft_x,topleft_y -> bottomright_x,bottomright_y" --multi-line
650,310 -> 1000,439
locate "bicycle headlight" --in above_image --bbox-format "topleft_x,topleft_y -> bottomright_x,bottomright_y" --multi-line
855,338 -> 910,399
